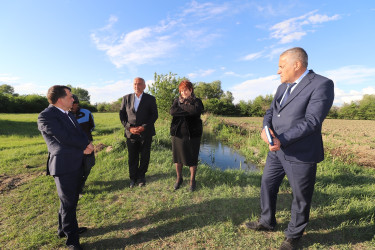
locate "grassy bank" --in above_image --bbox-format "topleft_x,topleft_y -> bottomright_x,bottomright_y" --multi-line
0,113 -> 374,249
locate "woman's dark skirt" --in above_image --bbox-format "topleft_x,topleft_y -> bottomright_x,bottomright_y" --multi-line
172,136 -> 201,166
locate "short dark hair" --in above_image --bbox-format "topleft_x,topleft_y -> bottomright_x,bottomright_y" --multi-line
47,85 -> 71,104
72,94 -> 79,104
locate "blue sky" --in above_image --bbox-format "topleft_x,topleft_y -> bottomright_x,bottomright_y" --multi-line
1,0 -> 374,106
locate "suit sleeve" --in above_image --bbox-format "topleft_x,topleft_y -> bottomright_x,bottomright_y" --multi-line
141,95 -> 158,130
119,96 -> 131,131
38,111 -> 88,150
277,79 -> 334,147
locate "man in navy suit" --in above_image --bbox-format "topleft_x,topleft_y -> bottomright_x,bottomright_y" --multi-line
119,77 -> 158,188
246,48 -> 334,250
38,85 -> 94,249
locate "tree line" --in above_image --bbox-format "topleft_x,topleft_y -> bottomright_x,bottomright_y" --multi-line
1,75 -> 374,120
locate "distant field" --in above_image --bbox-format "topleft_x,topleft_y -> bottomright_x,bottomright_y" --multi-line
219,117 -> 375,168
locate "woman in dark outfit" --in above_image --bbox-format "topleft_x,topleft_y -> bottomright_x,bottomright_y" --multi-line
170,80 -> 204,192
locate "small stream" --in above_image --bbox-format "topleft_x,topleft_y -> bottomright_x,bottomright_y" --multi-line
199,132 -> 258,172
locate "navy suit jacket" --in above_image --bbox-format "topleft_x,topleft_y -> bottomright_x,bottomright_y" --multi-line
263,70 -> 334,163
119,93 -> 158,139
38,105 -> 89,176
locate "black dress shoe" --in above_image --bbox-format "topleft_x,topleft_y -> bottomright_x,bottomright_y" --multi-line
245,221 -> 274,231
279,237 -> 300,250
58,227 -> 88,238
68,243 -> 83,250
138,178 -> 146,187
174,177 -> 183,190
189,180 -> 196,192
129,180 -> 136,188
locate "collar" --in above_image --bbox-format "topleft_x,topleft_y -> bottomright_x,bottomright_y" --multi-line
135,92 -> 143,100
295,69 -> 309,84
54,105 -> 69,114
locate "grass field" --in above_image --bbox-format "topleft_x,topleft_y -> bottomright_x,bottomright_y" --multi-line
0,113 -> 374,249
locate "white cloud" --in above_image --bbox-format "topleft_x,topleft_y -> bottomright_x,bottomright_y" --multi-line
324,65 -> 375,85
187,69 -> 215,79
334,87 -> 375,105
242,51 -> 263,61
91,1 -> 230,68
13,82 -> 46,96
230,75 -> 280,103
270,10 -> 340,44
87,80 -> 133,103
182,0 -> 229,21
0,74 -> 20,83
223,71 -> 253,78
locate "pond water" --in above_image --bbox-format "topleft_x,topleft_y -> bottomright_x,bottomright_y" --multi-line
199,132 -> 259,172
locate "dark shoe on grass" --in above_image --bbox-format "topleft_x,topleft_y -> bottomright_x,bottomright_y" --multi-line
129,180 -> 136,188
189,180 -> 196,192
245,221 -> 274,231
138,178 -> 146,187
174,177 -> 183,190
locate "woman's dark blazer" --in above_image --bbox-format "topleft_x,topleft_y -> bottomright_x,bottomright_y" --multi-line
170,97 -> 204,138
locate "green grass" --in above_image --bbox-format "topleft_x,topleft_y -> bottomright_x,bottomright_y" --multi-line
0,113 -> 374,249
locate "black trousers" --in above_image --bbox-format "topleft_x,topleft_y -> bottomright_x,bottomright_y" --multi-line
126,136 -> 152,181
54,169 -> 82,246
260,150 -> 317,238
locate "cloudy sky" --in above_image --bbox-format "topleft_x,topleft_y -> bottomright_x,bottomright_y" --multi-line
1,0 -> 374,106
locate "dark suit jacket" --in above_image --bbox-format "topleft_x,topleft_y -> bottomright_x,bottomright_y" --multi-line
263,70 -> 334,163
38,105 -> 89,176
119,93 -> 158,139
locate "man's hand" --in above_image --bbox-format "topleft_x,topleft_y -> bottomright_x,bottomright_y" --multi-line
129,126 -> 145,135
269,137 -> 281,151
84,142 -> 94,154
261,127 -> 281,151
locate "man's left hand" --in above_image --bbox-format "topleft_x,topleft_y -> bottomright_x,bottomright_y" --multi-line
269,137 -> 281,151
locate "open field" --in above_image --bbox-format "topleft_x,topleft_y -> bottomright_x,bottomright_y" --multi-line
219,117 -> 375,168
0,113 -> 374,249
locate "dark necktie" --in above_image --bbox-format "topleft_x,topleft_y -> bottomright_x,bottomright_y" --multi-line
65,112 -> 76,127
280,83 -> 296,107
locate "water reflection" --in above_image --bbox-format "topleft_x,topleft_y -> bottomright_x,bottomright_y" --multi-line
199,132 -> 258,172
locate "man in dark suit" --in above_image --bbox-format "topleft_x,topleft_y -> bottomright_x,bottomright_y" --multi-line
246,48 -> 334,250
119,77 -> 158,188
38,85 -> 94,249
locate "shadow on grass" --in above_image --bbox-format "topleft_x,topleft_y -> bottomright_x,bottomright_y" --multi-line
0,120 -> 39,136
83,197 -> 257,248
303,212 -> 375,248
88,172 -> 174,194
94,127 -> 121,136
82,157 -> 374,248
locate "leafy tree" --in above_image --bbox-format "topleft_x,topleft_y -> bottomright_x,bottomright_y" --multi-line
339,102 -> 359,119
149,72 -> 182,116
67,85 -> 91,103
0,84 -> 15,95
357,94 -> 375,120
327,106 -> 339,119
0,93 -> 11,112
237,100 -> 250,116
194,80 -> 223,100
250,94 -> 274,117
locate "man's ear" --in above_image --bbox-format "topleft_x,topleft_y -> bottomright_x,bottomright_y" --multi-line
294,61 -> 301,71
